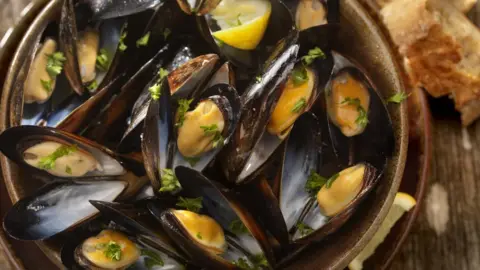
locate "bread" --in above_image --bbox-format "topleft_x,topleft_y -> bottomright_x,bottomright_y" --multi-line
375,0 -> 477,12
372,0 -> 480,125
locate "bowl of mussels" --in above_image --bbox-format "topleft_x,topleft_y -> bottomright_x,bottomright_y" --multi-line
0,0 -> 408,269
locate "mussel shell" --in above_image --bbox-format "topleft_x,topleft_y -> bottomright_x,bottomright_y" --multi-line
119,53 -> 219,153
86,0 -> 164,20
162,166 -> 276,266
81,42 -> 179,146
0,126 -> 131,179
3,180 -> 126,241
173,84 -> 241,171
325,51 -> 395,170
206,62 -> 235,88
177,0 -> 222,15
141,81 -> 175,193
89,200 -> 188,263
292,163 -> 380,243
220,32 -> 299,184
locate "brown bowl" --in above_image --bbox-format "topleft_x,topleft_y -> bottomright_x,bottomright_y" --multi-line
0,0 -> 408,269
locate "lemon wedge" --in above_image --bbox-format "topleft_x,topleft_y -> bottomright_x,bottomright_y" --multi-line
348,192 -> 417,270
210,0 -> 271,50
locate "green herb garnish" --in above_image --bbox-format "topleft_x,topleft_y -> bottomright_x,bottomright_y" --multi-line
305,171 -> 328,195
136,32 -> 151,47
291,97 -> 307,113
104,241 -> 122,261
159,168 -> 181,193
387,91 -> 410,104
96,48 -> 109,71
119,29 -> 128,52
176,197 -> 203,213
236,13 -> 242,26
40,79 -> 52,93
37,144 -> 78,170
250,254 -> 269,269
158,68 -> 169,79
65,165 -> 72,175
229,219 -> 249,235
149,83 -> 161,101
302,47 -> 326,65
176,99 -> 193,128
200,124 -> 224,148
291,65 -> 308,86
142,249 -> 164,269
163,28 -> 172,40
196,232 -> 202,239
341,97 -> 369,129
185,156 -> 201,166
296,222 -> 314,237
232,258 -> 253,270
87,80 -> 98,92
45,52 -> 66,78
325,173 -> 340,189
256,76 -> 262,83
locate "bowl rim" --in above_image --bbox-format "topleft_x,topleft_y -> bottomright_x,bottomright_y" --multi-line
0,0 -> 409,269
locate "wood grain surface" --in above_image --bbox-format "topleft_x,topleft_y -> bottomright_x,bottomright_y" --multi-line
1,1 -> 480,270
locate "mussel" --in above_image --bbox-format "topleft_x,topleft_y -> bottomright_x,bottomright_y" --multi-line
150,166 -> 275,269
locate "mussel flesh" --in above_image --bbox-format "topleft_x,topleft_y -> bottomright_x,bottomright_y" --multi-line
23,39 -> 59,104
77,28 -> 100,84
75,230 -> 141,269
295,0 -> 328,30
177,0 -> 222,15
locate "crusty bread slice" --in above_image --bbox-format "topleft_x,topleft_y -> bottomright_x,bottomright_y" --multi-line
378,0 -> 480,125
374,0 -> 477,12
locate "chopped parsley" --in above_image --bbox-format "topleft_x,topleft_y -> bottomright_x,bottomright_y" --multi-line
291,97 -> 307,113
96,48 -> 109,71
45,52 -> 66,78
104,241 -> 122,261
296,222 -> 314,237
87,79 -> 98,92
119,30 -> 128,52
325,173 -> 340,189
142,249 -> 165,269
149,83 -> 161,101
163,28 -> 171,40
136,32 -> 151,47
305,171 -> 328,195
341,97 -> 369,129
199,124 -> 224,147
159,168 -> 181,193
196,232 -> 202,239
185,156 -> 200,166
176,197 -> 203,213
40,79 -> 52,93
37,144 -> 78,170
236,13 -> 242,26
305,171 -> 340,194
65,165 -> 72,175
302,47 -> 326,65
255,76 -> 262,83
175,99 -> 193,128
291,65 -> 308,86
158,68 -> 169,79
232,255 -> 268,270
229,219 -> 249,235
387,91 -> 410,104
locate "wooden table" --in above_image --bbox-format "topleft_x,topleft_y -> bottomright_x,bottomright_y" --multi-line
1,1 -> 480,269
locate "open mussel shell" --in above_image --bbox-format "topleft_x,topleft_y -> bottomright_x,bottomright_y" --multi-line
206,62 -> 236,88
177,0 -> 222,15
220,32 -> 299,184
0,126 -> 148,185
197,0 -> 295,70
285,0 -> 340,50
89,200 -> 192,265
119,53 -> 220,153
325,51 -> 395,171
236,49 -> 334,184
151,166 -> 275,269
3,180 -> 126,241
86,0 -> 164,20
173,83 -> 241,171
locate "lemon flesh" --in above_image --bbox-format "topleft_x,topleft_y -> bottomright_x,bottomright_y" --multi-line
348,192 -> 417,270
210,0 -> 271,50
